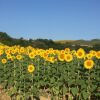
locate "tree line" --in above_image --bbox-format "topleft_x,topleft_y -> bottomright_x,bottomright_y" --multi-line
0,32 -> 100,51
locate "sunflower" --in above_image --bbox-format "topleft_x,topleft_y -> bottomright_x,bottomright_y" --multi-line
1,58 -> 7,64
89,50 -> 96,56
28,64 -> 35,73
65,48 -> 70,53
29,52 -> 35,59
76,48 -> 85,59
96,51 -> 100,59
5,49 -> 11,54
46,57 -> 56,63
86,53 -> 93,59
11,49 -> 16,54
16,55 -> 22,60
6,54 -> 12,59
0,50 -> 4,55
42,52 -> 48,59
19,47 -> 25,54
71,50 -> 76,55
65,54 -> 73,62
58,53 -> 65,61
84,59 -> 94,69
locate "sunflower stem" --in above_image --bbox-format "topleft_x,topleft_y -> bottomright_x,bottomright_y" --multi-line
88,69 -> 91,100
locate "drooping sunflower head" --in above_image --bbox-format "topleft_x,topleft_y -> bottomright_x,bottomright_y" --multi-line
84,59 -> 94,69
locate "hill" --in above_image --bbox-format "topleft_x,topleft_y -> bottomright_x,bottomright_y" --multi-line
0,32 -> 100,50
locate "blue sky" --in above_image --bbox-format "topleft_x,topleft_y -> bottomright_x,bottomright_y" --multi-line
0,0 -> 100,40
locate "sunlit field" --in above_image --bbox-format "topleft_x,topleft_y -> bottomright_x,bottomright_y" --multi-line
0,45 -> 100,100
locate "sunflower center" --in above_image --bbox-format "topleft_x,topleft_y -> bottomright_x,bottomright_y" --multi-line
97,53 -> 100,57
78,52 -> 82,56
60,54 -> 64,59
67,56 -> 70,60
87,61 -> 91,66
29,67 -> 33,70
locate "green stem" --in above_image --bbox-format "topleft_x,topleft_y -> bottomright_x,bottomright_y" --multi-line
21,62 -> 25,98
31,73 -> 34,99
14,61 -> 16,89
88,69 -> 91,100
67,64 -> 70,100
38,57 -> 40,88
19,62 -> 21,94
3,64 -> 6,91
77,62 -> 80,99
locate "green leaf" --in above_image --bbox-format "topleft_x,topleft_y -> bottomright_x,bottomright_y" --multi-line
71,87 -> 79,96
63,86 -> 68,95
82,91 -> 89,100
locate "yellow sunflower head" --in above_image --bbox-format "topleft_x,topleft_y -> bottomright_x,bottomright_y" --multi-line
0,50 -> 4,55
29,52 -> 35,59
1,58 -> 7,64
65,48 -> 70,53
89,50 -> 96,56
47,57 -> 56,63
84,59 -> 94,69
6,54 -> 12,59
76,48 -> 85,59
86,53 -> 93,59
19,47 -> 25,54
96,51 -> 100,59
16,55 -> 22,60
58,53 -> 65,61
28,64 -> 35,73
65,54 -> 73,62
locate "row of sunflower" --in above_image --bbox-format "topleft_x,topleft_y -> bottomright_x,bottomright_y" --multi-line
0,45 -> 100,100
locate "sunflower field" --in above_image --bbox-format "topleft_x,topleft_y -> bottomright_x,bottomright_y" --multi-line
0,45 -> 100,100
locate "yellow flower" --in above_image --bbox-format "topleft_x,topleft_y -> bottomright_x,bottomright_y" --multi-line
61,50 -> 65,54
19,47 -> 25,54
16,55 -> 22,60
1,58 -> 7,64
86,53 -> 93,59
11,49 -> 16,54
96,51 -> 100,59
28,64 -> 35,73
42,52 -> 48,58
65,54 -> 73,62
5,49 -> 11,54
71,50 -> 76,55
58,53 -> 65,61
84,59 -> 94,69
29,52 -> 35,59
65,48 -> 70,53
46,57 -> 56,63
11,56 -> 15,61
0,50 -> 4,55
76,48 -> 85,59
89,50 -> 96,56
6,54 -> 12,59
